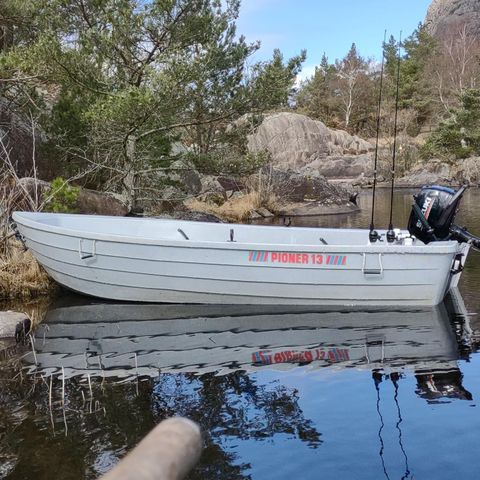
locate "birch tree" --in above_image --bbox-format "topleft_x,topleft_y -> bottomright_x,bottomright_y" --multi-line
334,44 -> 369,130
432,24 -> 480,113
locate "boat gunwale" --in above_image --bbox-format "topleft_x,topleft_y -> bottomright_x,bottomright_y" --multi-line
13,211 -> 461,255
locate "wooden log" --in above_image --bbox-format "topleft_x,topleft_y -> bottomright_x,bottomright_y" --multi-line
100,418 -> 202,480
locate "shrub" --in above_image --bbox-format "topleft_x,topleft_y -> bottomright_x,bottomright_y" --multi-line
186,150 -> 270,176
44,177 -> 80,213
422,89 -> 480,160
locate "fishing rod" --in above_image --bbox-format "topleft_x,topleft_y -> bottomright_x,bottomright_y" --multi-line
387,32 -> 402,243
369,30 -> 387,244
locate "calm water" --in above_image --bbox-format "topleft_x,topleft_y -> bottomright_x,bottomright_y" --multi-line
2,189 -> 480,480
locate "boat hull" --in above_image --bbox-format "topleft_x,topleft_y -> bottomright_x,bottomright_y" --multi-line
12,212 -> 465,306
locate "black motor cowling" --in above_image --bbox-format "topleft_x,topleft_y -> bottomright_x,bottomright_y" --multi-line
408,185 -> 466,243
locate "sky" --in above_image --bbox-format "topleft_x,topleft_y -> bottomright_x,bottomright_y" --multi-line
236,0 -> 433,81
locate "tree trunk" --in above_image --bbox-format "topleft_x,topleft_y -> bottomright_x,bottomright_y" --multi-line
123,135 -> 137,212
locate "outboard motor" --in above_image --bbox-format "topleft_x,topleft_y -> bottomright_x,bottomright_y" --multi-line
408,185 -> 480,247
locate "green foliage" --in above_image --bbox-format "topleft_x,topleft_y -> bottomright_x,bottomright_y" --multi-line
8,0 -> 473,202
384,26 -> 437,125
297,45 -> 375,134
250,48 -> 306,110
421,89 -> 480,160
44,178 -> 79,213
1,0 -> 304,210
296,54 -> 341,128
0,0 -> 38,52
187,150 -> 270,176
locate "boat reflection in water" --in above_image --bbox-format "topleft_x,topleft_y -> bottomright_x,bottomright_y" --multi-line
25,289 -> 474,402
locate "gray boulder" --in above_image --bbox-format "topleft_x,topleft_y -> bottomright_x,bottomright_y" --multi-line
154,210 -> 224,223
167,160 -> 202,195
457,157 -> 480,184
252,167 -> 356,206
217,176 -> 245,193
396,158 -> 480,187
247,112 -> 373,171
0,311 -> 29,338
302,154 -> 373,179
396,160 -> 453,187
278,202 -> 359,217
197,175 -> 227,204
255,207 -> 275,218
153,185 -> 186,212
76,189 -> 129,216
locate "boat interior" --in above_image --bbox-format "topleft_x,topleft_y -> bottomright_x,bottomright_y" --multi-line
15,211 -> 420,246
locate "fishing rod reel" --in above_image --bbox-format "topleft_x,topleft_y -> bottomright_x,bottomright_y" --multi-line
408,185 -> 480,249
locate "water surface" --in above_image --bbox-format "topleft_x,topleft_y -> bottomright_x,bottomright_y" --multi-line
2,188 -> 480,480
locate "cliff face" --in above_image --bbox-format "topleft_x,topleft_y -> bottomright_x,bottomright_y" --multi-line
425,0 -> 480,38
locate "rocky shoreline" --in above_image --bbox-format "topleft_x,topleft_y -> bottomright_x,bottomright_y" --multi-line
4,111 -> 478,228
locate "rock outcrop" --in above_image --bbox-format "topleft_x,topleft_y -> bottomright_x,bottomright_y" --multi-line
425,0 -> 480,38
252,168 -> 355,204
301,154 -> 373,179
397,157 -> 480,187
396,161 -> 453,187
249,167 -> 359,216
247,112 -> 373,178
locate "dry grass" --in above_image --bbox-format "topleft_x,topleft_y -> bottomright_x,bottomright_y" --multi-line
0,239 -> 56,300
186,191 -> 277,222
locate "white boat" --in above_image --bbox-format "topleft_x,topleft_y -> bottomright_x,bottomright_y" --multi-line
11,194 -> 473,306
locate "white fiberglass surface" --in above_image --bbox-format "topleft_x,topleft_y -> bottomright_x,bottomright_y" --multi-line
15,211 -> 373,246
